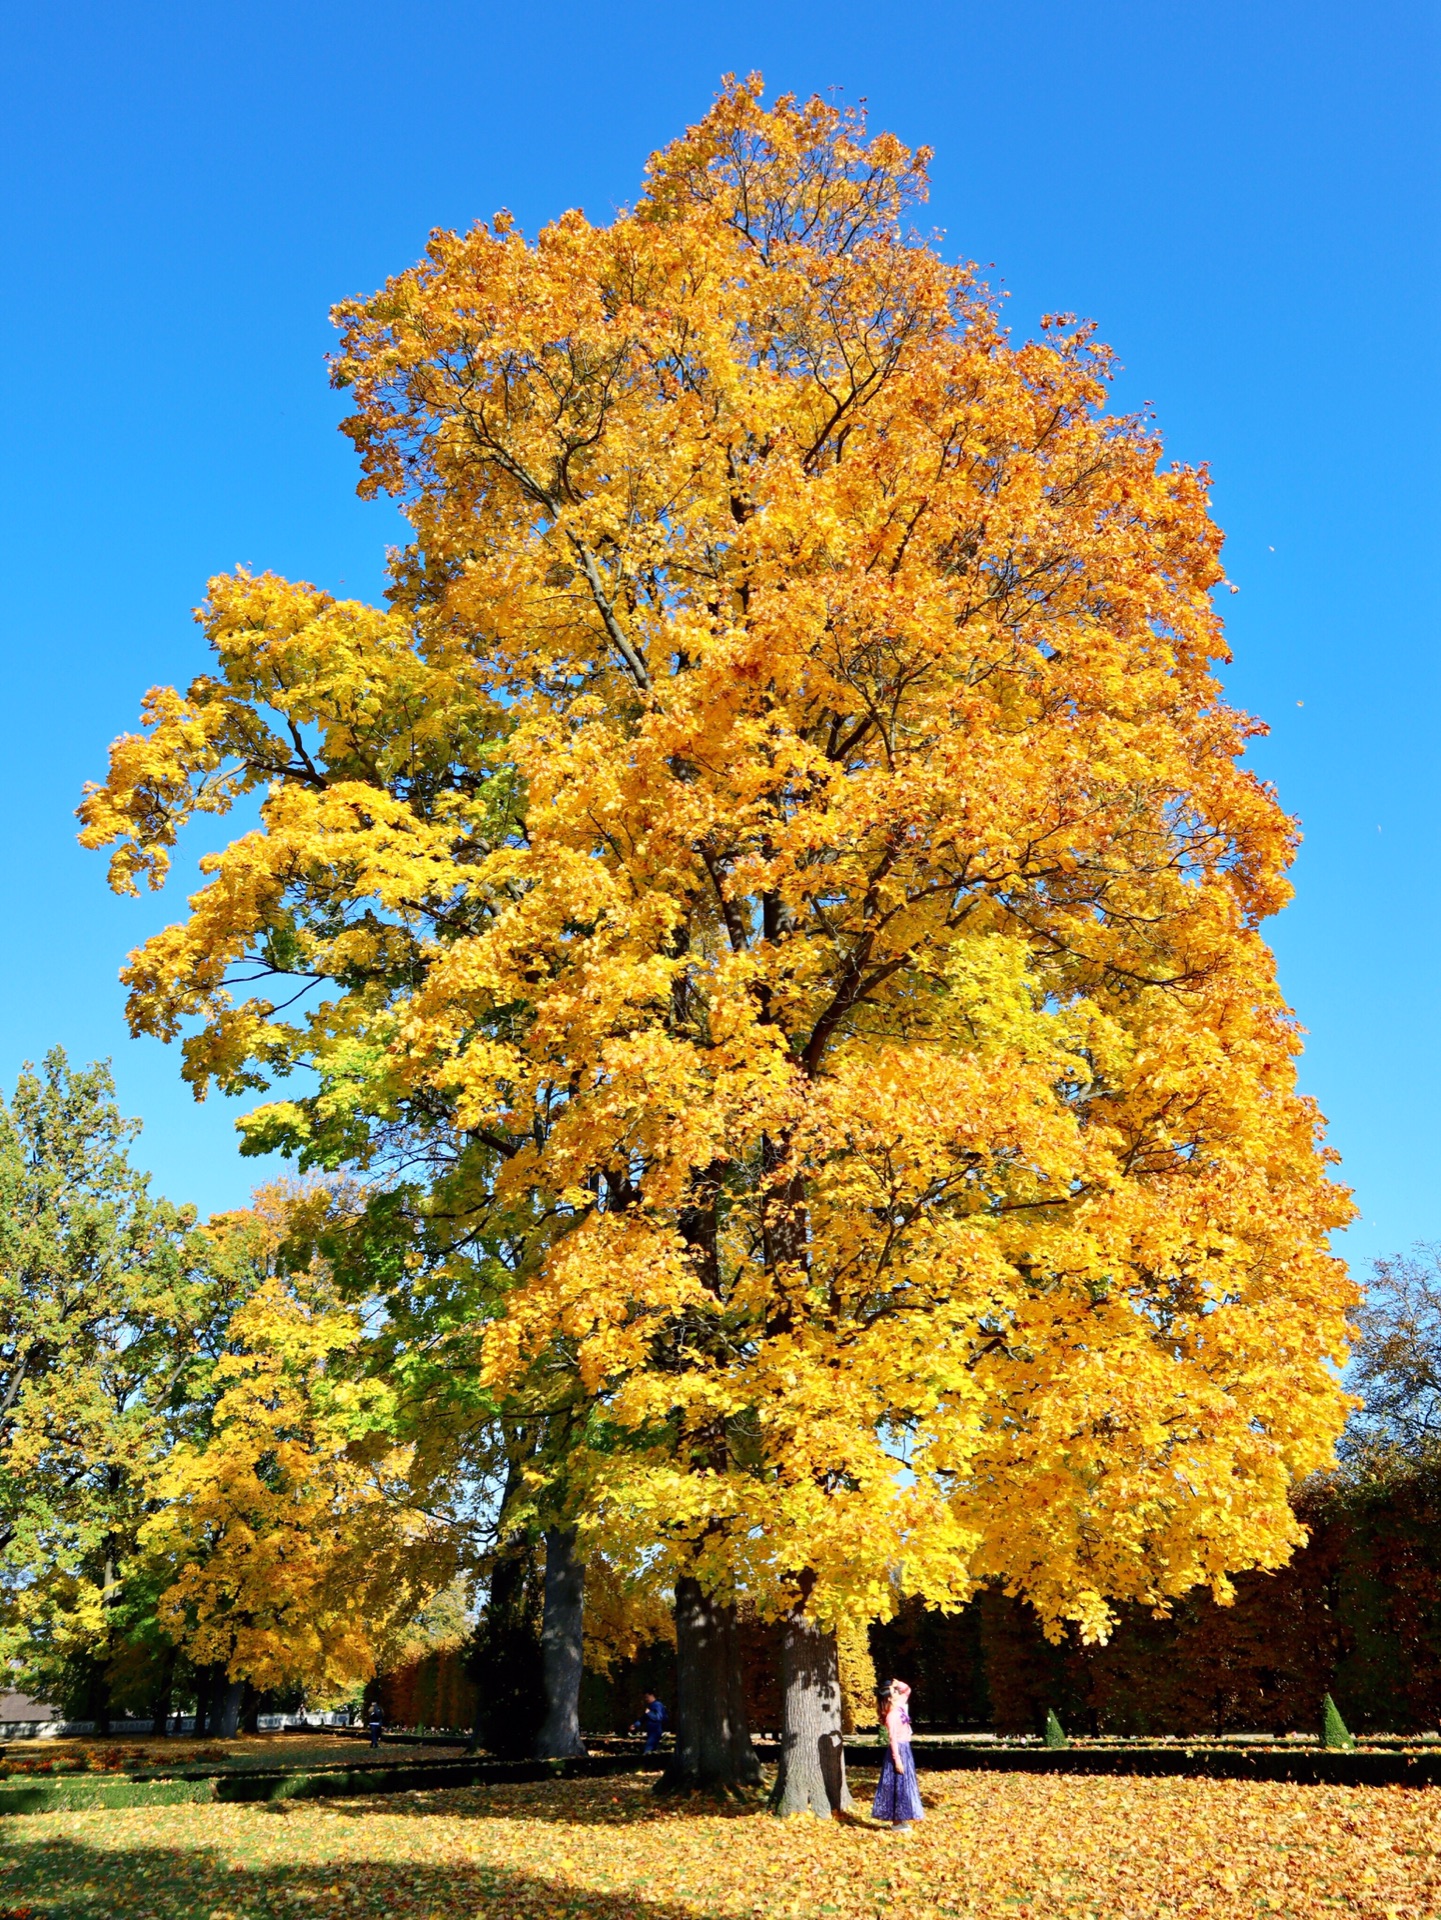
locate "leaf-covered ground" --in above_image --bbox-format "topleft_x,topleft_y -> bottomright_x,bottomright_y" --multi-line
1,1769 -> 1435,1919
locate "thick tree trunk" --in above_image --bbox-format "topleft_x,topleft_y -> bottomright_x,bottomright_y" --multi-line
534,1526 -> 587,1758
467,1437 -> 544,1755
659,1575 -> 762,1794
769,1603 -> 851,1817
80,1656 -> 112,1737
210,1676 -> 244,1738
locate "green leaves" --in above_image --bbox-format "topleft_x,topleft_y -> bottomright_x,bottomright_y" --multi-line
1321,1694 -> 1355,1752
0,1049 -> 209,1710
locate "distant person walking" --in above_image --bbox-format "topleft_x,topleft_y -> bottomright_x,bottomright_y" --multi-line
872,1680 -> 924,1831
367,1700 -> 384,1750
630,1691 -> 667,1753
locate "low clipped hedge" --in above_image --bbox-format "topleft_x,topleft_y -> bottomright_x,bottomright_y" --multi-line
885,1740 -> 1441,1787
0,1775 -> 220,1814
0,1751 -> 643,1817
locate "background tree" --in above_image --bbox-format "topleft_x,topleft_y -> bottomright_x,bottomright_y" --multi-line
313,1173 -> 594,1757
141,1188 -> 465,1730
1349,1245 -> 1441,1455
0,1051 -> 203,1730
82,78 -> 1356,1796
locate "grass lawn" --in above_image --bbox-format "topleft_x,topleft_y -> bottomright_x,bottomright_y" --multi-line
1,1768 -> 1435,1919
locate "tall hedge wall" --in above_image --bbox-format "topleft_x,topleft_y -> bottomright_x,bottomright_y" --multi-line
377,1646 -> 477,1734
872,1460 -> 1441,1735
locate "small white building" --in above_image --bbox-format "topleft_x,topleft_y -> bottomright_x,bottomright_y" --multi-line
0,1690 -> 62,1734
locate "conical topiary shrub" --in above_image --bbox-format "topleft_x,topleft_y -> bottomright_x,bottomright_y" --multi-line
1044,1709 -> 1069,1750
1322,1694 -> 1356,1751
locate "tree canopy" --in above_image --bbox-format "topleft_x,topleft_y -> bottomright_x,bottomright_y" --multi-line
80,78 -> 1355,1649
1349,1245 -> 1441,1456
0,1051 -> 202,1712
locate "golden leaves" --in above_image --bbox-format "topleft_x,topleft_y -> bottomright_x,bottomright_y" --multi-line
79,78 -> 1357,1635
141,1199 -> 446,1694
5,1773 -> 1438,1919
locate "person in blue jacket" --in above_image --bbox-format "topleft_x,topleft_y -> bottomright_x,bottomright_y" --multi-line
630,1692 -> 667,1752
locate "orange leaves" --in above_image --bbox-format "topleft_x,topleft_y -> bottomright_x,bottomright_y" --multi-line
80,78 -> 1357,1638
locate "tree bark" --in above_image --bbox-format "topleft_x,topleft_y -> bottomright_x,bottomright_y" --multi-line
467,1435 -> 543,1755
150,1647 -> 177,1737
467,1534 -> 544,1755
769,1602 -> 851,1817
534,1525 -> 587,1758
659,1575 -> 762,1794
210,1676 -> 244,1738
75,1654 -> 110,1737
192,1663 -> 214,1736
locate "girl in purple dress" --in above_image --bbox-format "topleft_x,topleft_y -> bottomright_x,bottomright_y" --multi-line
872,1679 -> 924,1829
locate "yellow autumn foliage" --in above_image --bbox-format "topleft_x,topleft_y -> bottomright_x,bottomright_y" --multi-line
579,1553 -> 676,1678
83,78 -> 1355,1643
140,1197 -> 448,1692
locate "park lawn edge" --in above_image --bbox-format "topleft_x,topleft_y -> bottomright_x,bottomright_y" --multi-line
4,1741 -> 1441,1814
0,1751 -> 647,1815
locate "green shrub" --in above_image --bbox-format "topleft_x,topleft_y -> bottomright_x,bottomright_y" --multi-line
1322,1694 -> 1356,1750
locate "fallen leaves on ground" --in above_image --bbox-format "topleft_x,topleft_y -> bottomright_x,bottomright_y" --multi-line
1,1768 -> 1436,1918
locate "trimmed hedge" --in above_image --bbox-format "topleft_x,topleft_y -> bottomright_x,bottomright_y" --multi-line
0,1750 -> 645,1817
0,1776 -> 218,1814
377,1647 -> 477,1736
887,1740 -> 1441,1787
4,1737 -> 1439,1813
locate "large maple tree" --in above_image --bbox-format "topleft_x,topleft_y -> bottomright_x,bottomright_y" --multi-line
82,80 -> 1355,1796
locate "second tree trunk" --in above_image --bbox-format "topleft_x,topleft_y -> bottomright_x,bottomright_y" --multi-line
210,1676 -> 245,1739
534,1525 -> 587,1758
660,1575 -> 762,1793
769,1607 -> 851,1817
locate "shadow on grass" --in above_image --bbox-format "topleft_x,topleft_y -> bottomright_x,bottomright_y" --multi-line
323,1771 -> 780,1825
320,1768 -> 887,1827
1,1825 -> 729,1920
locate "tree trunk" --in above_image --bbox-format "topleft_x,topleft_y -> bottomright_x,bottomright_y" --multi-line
467,1534 -> 544,1756
769,1603 -> 851,1817
80,1655 -> 112,1737
534,1526 -> 587,1758
150,1648 -> 177,1737
210,1676 -> 244,1738
467,1437 -> 544,1755
659,1575 -> 762,1794
192,1664 -> 213,1736
241,1679 -> 261,1734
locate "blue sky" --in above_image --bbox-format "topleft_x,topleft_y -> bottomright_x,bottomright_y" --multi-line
1,0 -> 1435,1269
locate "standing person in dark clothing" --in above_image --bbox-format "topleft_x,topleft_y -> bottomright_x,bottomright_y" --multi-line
367,1700 -> 385,1749
630,1691 -> 667,1752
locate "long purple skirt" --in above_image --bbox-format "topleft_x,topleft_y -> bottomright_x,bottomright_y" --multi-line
872,1742 -> 924,1824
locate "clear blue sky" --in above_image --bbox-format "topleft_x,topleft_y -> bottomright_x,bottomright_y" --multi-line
1,1 -> 1435,1270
